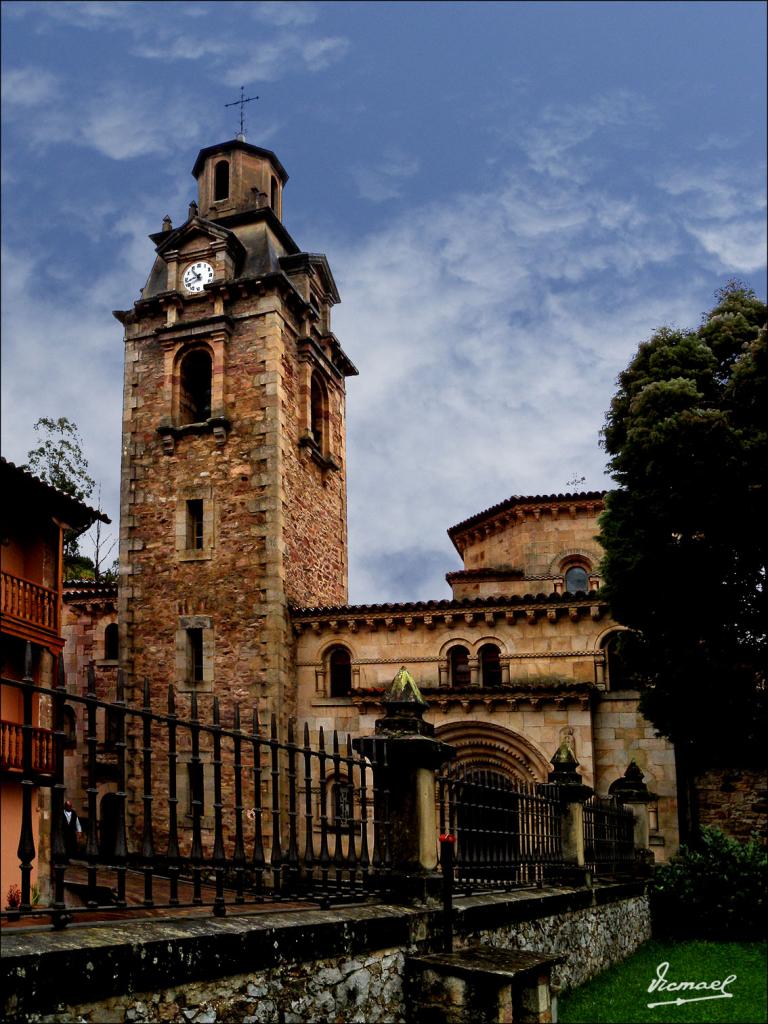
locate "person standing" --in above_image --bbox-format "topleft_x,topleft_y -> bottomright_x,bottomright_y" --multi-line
63,799 -> 82,860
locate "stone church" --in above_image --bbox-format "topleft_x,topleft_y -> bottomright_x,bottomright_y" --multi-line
63,136 -> 679,858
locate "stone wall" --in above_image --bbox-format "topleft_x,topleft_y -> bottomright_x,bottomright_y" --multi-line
3,883 -> 651,1023
695,768 -> 768,845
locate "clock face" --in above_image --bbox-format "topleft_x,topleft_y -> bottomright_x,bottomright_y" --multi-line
183,261 -> 214,293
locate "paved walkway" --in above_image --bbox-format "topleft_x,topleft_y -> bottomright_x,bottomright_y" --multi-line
2,861 -> 318,932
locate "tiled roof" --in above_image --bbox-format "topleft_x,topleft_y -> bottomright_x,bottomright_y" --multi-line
447,490 -> 606,540
1,458 -> 110,529
63,580 -> 118,601
291,590 -> 603,619
445,567 -> 524,582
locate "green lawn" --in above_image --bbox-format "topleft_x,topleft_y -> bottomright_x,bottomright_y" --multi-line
559,940 -> 767,1024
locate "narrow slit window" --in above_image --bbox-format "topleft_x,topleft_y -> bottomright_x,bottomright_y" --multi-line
187,762 -> 205,816
214,160 -> 229,201
186,499 -> 204,550
310,372 -> 326,450
104,623 -> 119,661
270,175 -> 278,211
187,628 -> 204,684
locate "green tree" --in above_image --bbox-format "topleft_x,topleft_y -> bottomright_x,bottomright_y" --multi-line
25,417 -> 95,501
25,417 -> 96,568
599,283 -> 767,770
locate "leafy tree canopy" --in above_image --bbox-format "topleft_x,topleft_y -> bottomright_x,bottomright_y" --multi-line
25,417 -> 95,502
25,417 -> 95,566
599,283 -> 767,765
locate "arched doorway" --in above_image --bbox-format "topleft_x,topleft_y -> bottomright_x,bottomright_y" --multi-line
435,722 -> 554,886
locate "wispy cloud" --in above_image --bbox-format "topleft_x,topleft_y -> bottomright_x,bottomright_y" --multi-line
352,150 -> 420,202
254,2 -> 319,28
326,130 -> 762,600
685,220 -> 767,273
518,91 -> 655,180
11,0 -> 350,83
6,76 -> 208,160
657,165 -> 767,273
221,34 -> 350,84
2,67 -> 60,107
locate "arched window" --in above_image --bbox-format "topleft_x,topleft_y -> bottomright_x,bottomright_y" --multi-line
104,623 -> 119,661
214,160 -> 229,201
179,349 -> 212,424
601,632 -> 632,691
310,372 -> 327,451
479,643 -> 502,687
449,645 -> 470,687
328,646 -> 352,697
564,565 -> 589,594
270,176 -> 278,212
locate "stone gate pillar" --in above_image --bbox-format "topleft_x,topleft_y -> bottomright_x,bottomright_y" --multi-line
609,760 -> 656,872
355,667 -> 455,902
541,737 -> 593,886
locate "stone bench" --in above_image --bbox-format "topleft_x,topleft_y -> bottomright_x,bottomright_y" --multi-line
406,945 -> 563,1024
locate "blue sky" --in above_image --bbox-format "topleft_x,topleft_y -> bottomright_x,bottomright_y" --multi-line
2,1 -> 766,603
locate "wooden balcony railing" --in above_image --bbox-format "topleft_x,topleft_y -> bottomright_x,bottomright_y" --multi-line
0,719 -> 56,775
1,571 -> 60,645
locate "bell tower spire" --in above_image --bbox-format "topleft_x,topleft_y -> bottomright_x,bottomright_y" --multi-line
192,138 -> 287,221
116,135 -> 357,732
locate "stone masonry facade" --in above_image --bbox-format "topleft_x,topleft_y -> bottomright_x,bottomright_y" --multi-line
55,136 -> 682,859
4,884 -> 651,1023
115,140 -> 355,843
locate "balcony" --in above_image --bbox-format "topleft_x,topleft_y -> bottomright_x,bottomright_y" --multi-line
0,719 -> 56,775
1,571 -> 62,650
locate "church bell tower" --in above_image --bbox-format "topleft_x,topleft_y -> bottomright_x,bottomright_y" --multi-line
115,138 -> 357,720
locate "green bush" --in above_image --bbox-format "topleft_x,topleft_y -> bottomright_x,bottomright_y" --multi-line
651,827 -> 767,940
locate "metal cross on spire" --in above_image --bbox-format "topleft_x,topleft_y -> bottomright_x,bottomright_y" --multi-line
225,86 -> 259,141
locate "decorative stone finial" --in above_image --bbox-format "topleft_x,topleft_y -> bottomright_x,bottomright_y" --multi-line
162,215 -> 172,232
374,667 -> 433,737
385,666 -> 427,706
188,199 -> 199,221
609,759 -> 653,803
548,737 -> 581,785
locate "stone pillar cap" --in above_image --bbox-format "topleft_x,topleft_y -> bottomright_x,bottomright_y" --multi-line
384,666 -> 427,706
609,759 -> 655,802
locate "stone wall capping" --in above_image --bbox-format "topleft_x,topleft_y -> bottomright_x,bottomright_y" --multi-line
0,883 -> 648,1022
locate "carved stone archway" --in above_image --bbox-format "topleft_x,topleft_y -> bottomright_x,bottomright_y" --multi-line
434,721 -> 551,784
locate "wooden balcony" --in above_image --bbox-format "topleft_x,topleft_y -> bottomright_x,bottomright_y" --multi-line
0,719 -> 56,775
1,571 -> 62,650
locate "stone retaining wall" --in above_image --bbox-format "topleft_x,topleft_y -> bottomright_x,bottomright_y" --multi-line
3,883 -> 651,1023
695,768 -> 768,845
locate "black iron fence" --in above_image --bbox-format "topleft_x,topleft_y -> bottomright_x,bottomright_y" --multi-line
2,651 -> 643,931
583,794 -> 635,875
1,664 -> 392,928
437,767 -> 640,895
437,765 -> 564,890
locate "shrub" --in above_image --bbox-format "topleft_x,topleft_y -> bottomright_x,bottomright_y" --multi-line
651,826 -> 767,940
5,884 -> 21,909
